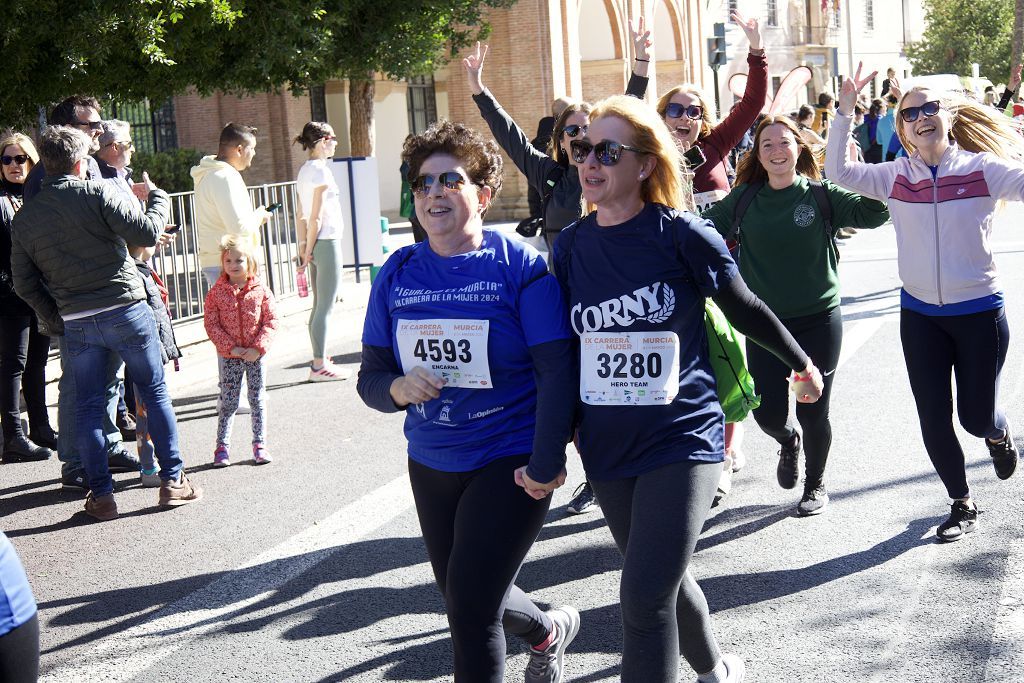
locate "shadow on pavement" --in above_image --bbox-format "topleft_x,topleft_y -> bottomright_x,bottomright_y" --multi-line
702,517 -> 934,613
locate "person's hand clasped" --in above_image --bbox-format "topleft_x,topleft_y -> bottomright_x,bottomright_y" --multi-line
390,367 -> 446,407
790,363 -> 824,404
463,42 -> 488,96
514,466 -> 567,500
241,348 -> 261,362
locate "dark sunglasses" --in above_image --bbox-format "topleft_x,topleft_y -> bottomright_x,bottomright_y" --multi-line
899,100 -> 941,123
1,155 -> 29,166
569,139 -> 646,166
563,124 -> 588,138
105,140 -> 134,150
411,171 -> 469,196
72,120 -> 103,131
664,103 -> 704,120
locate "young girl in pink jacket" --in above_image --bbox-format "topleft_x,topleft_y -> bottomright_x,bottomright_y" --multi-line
204,235 -> 279,466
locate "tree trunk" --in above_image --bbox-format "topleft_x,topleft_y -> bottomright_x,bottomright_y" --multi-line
1014,0 -> 1024,101
348,74 -> 376,156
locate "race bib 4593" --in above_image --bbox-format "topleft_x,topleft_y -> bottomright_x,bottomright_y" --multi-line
396,319 -> 492,389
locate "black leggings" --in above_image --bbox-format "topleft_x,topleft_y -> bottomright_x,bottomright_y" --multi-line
590,460 -> 722,682
408,454 -> 553,682
0,613 -> 39,682
0,315 -> 51,443
746,306 -> 843,489
901,307 -> 1009,500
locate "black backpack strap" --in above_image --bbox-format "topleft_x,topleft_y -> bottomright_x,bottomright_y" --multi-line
807,179 -> 838,260
728,182 -> 764,244
539,165 -> 566,233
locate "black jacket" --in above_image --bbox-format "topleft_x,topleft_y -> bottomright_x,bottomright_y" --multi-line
11,174 -> 169,335
472,73 -> 648,235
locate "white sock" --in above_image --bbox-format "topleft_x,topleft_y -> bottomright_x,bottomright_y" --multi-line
697,659 -> 729,683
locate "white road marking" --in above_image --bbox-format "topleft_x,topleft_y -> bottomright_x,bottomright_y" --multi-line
837,318 -> 887,371
39,474 -> 414,683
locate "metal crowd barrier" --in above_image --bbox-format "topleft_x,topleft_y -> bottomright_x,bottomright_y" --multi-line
152,182 -> 302,323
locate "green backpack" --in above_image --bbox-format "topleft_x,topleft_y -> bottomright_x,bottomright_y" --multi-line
703,299 -> 760,422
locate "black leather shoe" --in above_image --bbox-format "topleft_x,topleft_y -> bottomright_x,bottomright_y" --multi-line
3,435 -> 55,462
29,427 -> 58,450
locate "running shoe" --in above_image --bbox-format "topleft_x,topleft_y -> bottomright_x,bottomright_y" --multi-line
713,457 -> 733,508
253,443 -> 273,465
776,433 -> 801,490
987,425 -> 1018,480
936,500 -> 979,542
717,653 -> 746,682
309,364 -> 352,382
107,447 -> 141,473
213,444 -> 231,468
85,492 -> 118,522
140,467 -> 161,488
730,447 -> 746,473
525,605 -> 581,683
61,468 -> 88,491
566,481 -> 598,514
797,484 -> 829,517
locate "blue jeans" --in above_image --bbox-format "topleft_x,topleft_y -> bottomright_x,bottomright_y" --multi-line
56,337 -> 123,476
63,302 -> 182,496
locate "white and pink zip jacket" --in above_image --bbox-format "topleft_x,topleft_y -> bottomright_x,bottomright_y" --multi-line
825,112 -> 1024,306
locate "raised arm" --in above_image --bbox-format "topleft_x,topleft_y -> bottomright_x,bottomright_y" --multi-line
464,43 -> 560,189
627,16 -> 652,85
997,64 -> 1021,111
825,62 -> 898,200
704,12 -> 767,155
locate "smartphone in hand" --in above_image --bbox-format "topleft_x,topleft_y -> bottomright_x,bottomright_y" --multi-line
265,202 -> 283,212
164,224 -> 180,234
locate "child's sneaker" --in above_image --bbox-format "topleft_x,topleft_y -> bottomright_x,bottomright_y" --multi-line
140,467 -> 161,488
253,443 -> 273,465
213,444 -> 231,468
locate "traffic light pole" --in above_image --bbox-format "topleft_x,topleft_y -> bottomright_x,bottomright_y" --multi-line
711,64 -> 722,118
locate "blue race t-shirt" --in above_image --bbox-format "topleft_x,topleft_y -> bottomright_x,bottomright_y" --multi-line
552,203 -> 738,480
0,532 -> 37,636
362,229 -> 572,472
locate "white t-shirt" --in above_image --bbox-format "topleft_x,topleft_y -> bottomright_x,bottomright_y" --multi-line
296,159 -> 345,240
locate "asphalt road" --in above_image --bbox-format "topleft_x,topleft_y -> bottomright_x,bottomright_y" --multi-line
2,215 -> 1023,683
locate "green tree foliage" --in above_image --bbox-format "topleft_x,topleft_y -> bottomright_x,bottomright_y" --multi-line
327,0 -> 515,81
0,0 -> 515,129
906,0 -> 1014,80
131,148 -> 204,194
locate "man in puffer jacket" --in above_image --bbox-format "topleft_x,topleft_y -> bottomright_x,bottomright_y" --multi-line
11,125 -> 202,521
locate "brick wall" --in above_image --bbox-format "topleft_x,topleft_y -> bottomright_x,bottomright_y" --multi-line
173,90 -> 312,187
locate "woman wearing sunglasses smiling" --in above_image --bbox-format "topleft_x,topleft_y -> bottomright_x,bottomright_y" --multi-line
0,131 -> 57,464
541,95 -> 823,683
357,121 -> 580,682
826,63 -> 1024,542
463,19 -> 652,254
657,11 -> 765,216
702,116 -> 889,518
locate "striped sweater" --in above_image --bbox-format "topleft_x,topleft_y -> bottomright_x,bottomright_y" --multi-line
825,112 -> 1024,306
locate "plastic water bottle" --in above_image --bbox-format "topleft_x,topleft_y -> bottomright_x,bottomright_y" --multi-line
297,269 -> 309,298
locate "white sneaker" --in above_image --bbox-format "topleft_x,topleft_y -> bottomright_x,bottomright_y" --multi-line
140,468 -> 161,488
730,448 -> 746,473
722,653 -> 745,682
525,606 -> 580,683
309,364 -> 352,382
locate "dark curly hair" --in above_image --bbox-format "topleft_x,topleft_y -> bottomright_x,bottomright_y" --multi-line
401,120 -> 502,211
